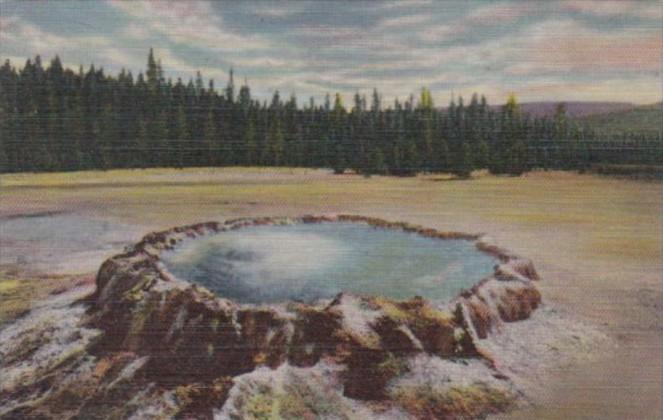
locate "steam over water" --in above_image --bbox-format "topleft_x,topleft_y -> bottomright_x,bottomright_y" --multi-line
161,223 -> 497,303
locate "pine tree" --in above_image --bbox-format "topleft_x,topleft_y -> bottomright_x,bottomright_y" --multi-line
508,138 -> 528,176
149,110 -> 169,167
330,93 -> 348,174
99,105 -> 118,169
436,136 -> 450,172
390,143 -> 402,175
418,87 -> 435,171
146,47 -> 159,90
489,93 -> 527,175
243,116 -> 257,166
451,141 -> 473,178
175,105 -> 190,168
31,117 -> 52,171
202,109 -> 218,166
63,97 -> 84,171
366,147 -> 386,175
402,138 -> 420,176
332,142 -> 347,174
0,106 -> 9,172
238,83 -> 251,114
134,117 -> 149,168
266,118 -> 284,166
475,140 -> 490,169
225,69 -> 235,104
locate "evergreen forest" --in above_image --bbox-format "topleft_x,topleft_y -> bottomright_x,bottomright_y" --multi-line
1,50 -> 660,176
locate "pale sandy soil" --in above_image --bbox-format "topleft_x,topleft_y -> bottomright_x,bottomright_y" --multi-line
1,168 -> 661,419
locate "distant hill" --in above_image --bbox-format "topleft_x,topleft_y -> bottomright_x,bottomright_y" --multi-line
441,101 -> 635,118
479,101 -> 660,133
576,102 -> 662,133
517,101 -> 636,118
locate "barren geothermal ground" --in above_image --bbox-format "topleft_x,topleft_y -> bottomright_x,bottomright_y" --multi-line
0,168 -> 661,419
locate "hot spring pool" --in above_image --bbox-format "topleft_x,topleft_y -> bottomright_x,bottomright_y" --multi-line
161,222 -> 497,303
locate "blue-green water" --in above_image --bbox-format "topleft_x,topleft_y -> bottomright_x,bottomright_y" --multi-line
161,223 -> 496,303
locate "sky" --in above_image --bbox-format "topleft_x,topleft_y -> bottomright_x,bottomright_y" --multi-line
1,0 -> 661,105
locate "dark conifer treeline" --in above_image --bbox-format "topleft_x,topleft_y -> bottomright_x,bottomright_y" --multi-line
0,50 -> 661,175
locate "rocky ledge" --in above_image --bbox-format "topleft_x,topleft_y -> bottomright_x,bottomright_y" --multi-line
0,215 -> 541,419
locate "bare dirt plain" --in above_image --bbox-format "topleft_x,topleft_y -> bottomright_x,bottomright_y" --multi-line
1,168 -> 661,419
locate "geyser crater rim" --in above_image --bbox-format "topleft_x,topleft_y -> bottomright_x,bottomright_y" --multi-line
102,215 -> 535,308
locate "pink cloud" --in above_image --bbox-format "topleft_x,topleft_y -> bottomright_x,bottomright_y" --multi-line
466,2 -> 535,24
561,0 -> 663,20
506,20 -> 662,75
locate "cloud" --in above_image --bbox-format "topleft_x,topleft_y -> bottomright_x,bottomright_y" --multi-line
417,1 -> 536,42
0,15 -> 143,71
122,23 -> 150,40
291,24 -> 366,43
251,5 -> 304,19
380,0 -> 434,9
125,46 -> 228,84
465,1 -> 535,24
2,0 -> 661,105
378,14 -> 431,29
225,56 -> 310,71
506,19 -> 662,75
561,0 -> 663,20
418,24 -> 462,42
0,15 -> 18,32
415,17 -> 661,80
2,16 -> 71,53
108,0 -> 270,51
261,7 -> 660,104
1,13 -> 224,82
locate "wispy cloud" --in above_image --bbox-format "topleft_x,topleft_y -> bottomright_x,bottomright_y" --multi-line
251,5 -> 305,19
108,0 -> 270,51
380,0 -> 434,10
465,1 -> 535,24
1,15 -> 141,71
418,1 -> 536,43
505,19 -> 662,75
378,14 -> 432,29
561,0 -> 663,20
